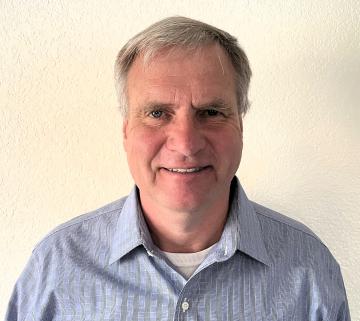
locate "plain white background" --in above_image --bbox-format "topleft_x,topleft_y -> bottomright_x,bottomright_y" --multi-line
1,0 -> 359,318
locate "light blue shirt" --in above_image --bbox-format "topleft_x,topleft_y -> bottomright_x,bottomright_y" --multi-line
6,178 -> 350,320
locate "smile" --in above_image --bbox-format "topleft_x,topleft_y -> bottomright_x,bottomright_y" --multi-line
165,167 -> 208,173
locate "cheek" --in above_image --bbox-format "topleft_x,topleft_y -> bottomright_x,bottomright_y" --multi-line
126,127 -> 165,164
214,131 -> 243,171
222,137 -> 242,158
212,126 -> 242,151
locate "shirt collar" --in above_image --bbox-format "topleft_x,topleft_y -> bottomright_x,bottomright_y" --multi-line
214,177 -> 271,266
109,187 -> 156,265
109,177 -> 271,267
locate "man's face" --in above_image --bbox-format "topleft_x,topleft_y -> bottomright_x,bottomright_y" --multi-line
123,44 -> 243,213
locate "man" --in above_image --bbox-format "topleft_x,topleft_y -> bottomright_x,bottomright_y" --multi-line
6,16 -> 350,320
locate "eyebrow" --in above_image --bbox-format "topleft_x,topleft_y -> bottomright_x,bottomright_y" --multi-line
194,98 -> 232,111
142,102 -> 174,112
140,98 -> 232,112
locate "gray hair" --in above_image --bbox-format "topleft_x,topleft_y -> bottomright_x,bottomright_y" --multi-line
114,16 -> 252,118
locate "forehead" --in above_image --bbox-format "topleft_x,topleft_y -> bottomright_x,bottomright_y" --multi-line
126,44 -> 237,107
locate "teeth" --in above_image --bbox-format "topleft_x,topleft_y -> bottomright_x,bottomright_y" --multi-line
168,167 -> 203,173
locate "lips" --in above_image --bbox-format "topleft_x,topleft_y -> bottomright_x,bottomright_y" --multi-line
163,166 -> 210,173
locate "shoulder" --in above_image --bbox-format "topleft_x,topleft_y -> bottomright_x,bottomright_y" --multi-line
7,196 -> 129,318
33,196 -> 127,256
250,201 -> 338,268
251,201 -> 321,241
248,202 -> 350,319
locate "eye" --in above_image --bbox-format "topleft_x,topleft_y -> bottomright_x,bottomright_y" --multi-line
149,110 -> 163,118
206,109 -> 219,116
198,109 -> 222,118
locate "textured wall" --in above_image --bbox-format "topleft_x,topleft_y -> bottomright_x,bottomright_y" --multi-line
1,0 -> 359,318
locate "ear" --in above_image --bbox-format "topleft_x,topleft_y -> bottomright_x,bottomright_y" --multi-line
239,118 -> 243,137
122,119 -> 128,152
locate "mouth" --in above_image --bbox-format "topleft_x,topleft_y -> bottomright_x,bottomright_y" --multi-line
163,166 -> 210,173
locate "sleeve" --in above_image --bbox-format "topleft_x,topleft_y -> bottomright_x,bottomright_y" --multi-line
331,264 -> 351,321
5,250 -> 50,321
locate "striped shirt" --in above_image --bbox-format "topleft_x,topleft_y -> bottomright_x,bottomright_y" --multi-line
6,177 -> 350,320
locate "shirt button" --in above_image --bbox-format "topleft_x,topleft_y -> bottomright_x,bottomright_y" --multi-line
181,300 -> 189,312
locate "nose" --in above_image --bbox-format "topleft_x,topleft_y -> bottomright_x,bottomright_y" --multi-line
166,115 -> 206,157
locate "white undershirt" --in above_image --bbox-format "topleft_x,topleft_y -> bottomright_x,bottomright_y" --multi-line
161,243 -> 217,279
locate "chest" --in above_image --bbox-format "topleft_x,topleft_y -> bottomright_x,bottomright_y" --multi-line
39,257 -> 327,321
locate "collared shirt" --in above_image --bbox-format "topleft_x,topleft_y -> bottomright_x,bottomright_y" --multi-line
6,178 -> 350,321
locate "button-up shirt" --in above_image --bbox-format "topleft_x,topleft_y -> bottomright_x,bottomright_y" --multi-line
6,178 -> 350,320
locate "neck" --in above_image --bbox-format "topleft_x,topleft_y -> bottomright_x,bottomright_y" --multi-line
139,189 -> 230,253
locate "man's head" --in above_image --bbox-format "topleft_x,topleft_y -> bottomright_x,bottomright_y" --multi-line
115,17 -> 251,215
115,16 -> 252,119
